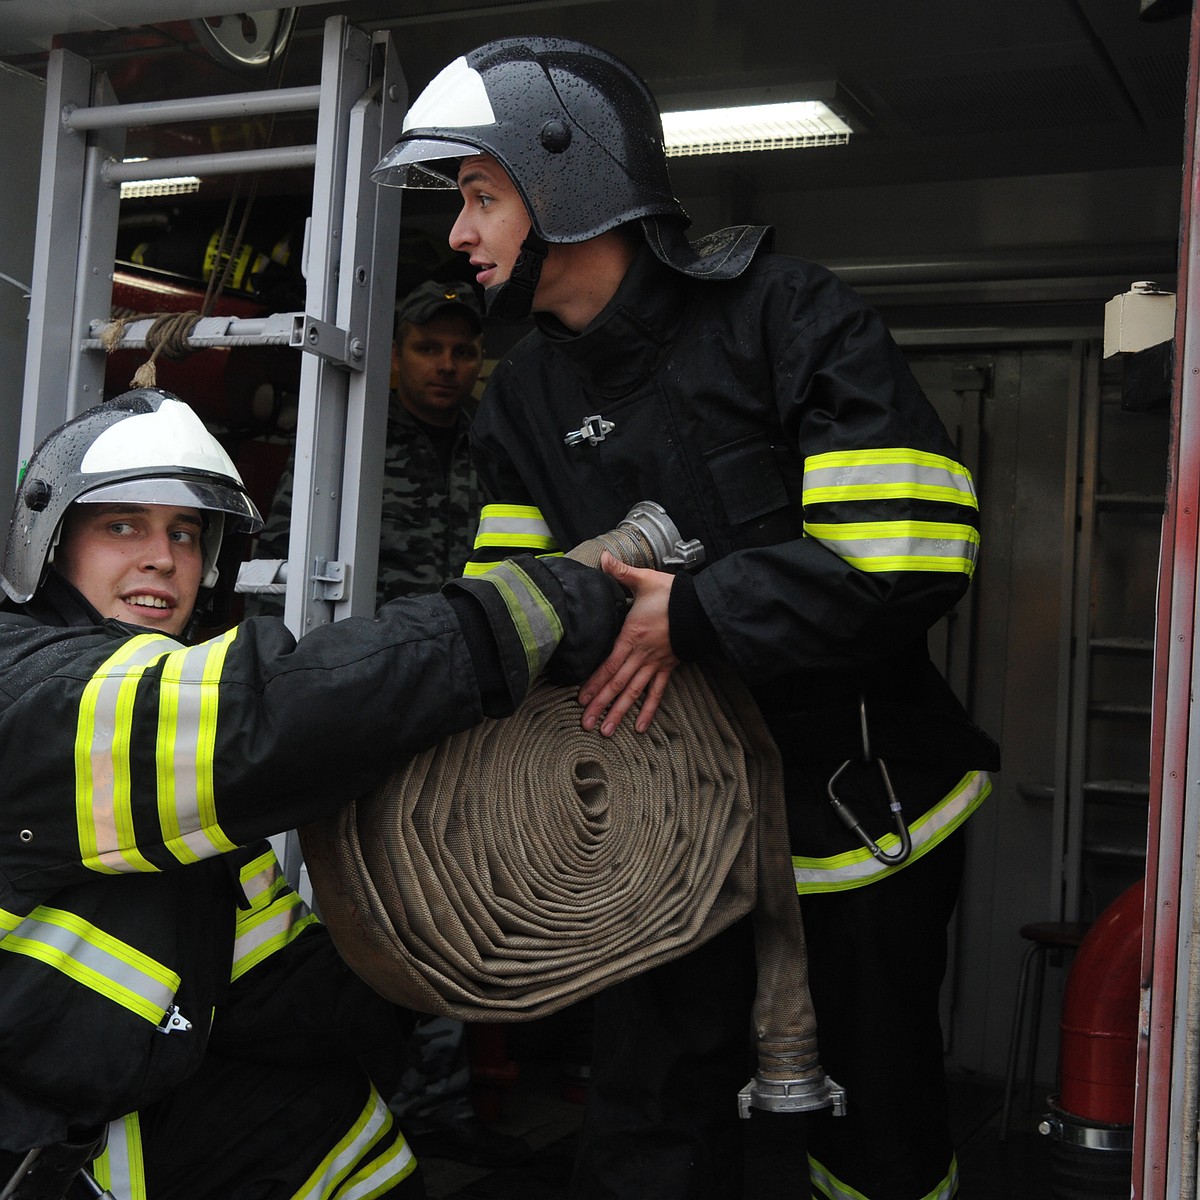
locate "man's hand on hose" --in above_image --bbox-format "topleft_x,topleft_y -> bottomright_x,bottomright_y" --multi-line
578,552 -> 679,736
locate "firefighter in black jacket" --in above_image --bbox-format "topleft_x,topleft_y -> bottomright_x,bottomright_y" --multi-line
0,388 -> 627,1197
373,38 -> 1000,1200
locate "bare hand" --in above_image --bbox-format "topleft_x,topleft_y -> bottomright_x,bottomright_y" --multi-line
577,552 -> 679,736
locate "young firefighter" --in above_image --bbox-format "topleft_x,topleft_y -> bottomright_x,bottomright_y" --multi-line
372,37 -> 1001,1200
0,388 -> 626,1198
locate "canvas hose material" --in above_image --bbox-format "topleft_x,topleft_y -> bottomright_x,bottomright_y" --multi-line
300,518 -> 829,1098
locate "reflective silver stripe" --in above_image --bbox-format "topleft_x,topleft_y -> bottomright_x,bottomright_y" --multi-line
93,1114 -> 146,1200
333,1126 -> 417,1200
294,1087 -> 403,1200
473,503 -> 557,550
474,559 -> 564,686
232,850 -> 317,982
793,771 -> 991,894
0,904 -> 179,1025
75,635 -> 178,874
810,1153 -> 958,1200
802,448 -> 978,509
156,629 -> 240,862
802,520 -> 980,575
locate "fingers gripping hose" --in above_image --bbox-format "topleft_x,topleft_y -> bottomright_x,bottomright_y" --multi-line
299,502 -> 843,1117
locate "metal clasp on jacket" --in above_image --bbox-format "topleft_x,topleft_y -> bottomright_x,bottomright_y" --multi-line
564,414 -> 615,446
157,1004 -> 193,1035
825,697 -> 912,866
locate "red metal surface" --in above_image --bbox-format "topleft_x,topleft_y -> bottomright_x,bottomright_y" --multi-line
1135,5 -> 1200,1193
1060,881 -> 1144,1125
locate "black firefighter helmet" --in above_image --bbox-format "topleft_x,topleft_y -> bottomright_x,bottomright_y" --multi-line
372,37 -> 771,318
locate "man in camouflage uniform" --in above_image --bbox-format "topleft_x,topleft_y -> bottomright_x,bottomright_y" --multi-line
253,279 -> 485,607
252,280 -> 532,1168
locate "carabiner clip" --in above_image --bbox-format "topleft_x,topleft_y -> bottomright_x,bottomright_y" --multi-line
825,698 -> 912,866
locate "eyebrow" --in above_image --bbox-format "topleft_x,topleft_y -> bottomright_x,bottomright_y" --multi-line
458,168 -> 495,190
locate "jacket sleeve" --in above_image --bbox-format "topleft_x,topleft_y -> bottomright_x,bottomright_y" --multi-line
677,275 -> 979,682
0,580 -> 562,899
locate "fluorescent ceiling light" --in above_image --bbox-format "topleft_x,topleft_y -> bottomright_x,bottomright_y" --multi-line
118,158 -> 201,199
661,100 -> 852,157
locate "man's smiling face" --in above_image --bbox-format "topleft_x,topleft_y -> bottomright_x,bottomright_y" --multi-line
55,501 -> 204,636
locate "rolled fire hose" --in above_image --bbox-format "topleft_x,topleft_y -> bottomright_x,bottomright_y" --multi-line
299,503 -> 845,1117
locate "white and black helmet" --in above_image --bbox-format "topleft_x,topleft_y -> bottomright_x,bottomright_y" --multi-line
2,388 -> 262,604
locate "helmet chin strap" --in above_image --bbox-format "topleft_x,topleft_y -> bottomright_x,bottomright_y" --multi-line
484,229 -> 549,321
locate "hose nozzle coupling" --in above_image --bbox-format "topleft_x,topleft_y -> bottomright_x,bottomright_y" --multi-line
566,501 -> 705,572
737,1072 -> 848,1118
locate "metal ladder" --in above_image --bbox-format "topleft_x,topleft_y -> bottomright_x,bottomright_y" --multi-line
18,14 -> 407,889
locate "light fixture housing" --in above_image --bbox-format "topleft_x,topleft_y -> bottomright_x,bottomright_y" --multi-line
659,82 -> 865,158
118,158 -> 201,200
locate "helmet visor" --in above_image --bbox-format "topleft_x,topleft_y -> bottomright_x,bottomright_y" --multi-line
372,137 -> 478,187
78,476 -> 263,534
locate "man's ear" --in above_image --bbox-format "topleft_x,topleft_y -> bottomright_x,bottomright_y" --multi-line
390,341 -> 401,391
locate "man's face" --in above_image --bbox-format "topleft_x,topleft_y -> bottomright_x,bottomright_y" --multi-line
450,154 -> 534,293
394,312 -> 483,427
55,502 -> 204,636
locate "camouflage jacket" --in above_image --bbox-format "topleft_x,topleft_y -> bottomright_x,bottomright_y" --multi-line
252,397 -> 481,611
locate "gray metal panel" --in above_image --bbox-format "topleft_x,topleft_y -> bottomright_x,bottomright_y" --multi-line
20,48 -> 91,459
284,15 -> 372,636
0,64 -> 43,489
331,31 -> 405,619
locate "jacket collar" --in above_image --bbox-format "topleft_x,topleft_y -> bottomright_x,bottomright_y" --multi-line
534,246 -> 689,397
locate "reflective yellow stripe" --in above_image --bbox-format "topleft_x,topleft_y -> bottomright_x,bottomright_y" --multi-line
157,629 -> 240,862
75,630 -> 240,874
803,448 -> 978,510
93,1114 -> 146,1200
810,1152 -> 958,1200
75,635 -> 178,874
793,771 -> 991,894
294,1087 -> 409,1200
472,503 -> 558,552
332,1125 -> 417,1200
803,520 -> 980,575
474,560 -> 564,686
232,851 -> 319,981
0,904 -> 180,1025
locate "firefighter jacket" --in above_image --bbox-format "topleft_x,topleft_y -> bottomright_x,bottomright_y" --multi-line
0,560 -> 588,1150
468,244 -> 1000,893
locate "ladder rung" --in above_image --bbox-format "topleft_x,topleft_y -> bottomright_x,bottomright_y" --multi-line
1082,780 -> 1150,801
1084,842 -> 1148,860
85,313 -> 298,350
1089,637 -> 1154,655
1089,703 -> 1152,718
103,145 -> 318,184
1094,492 -> 1165,512
65,84 -> 323,131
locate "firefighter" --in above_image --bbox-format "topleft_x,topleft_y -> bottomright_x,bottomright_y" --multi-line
372,37 -> 1001,1200
0,388 -> 627,1197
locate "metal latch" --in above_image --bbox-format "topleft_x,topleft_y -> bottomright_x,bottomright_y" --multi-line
290,314 -> 365,371
564,414 -> 615,447
157,1004 -> 192,1035
311,557 -> 347,601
